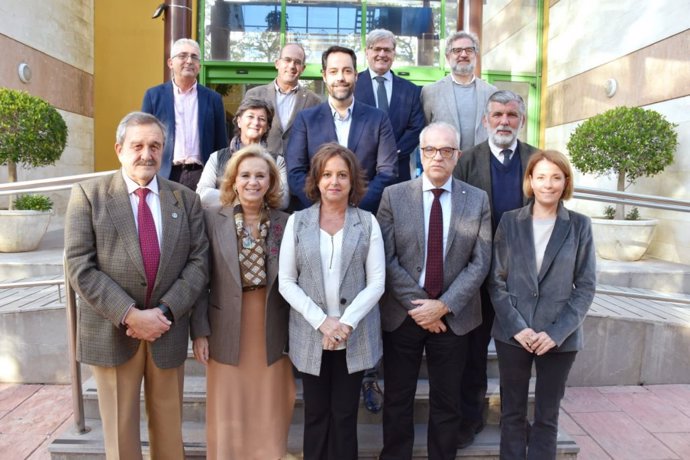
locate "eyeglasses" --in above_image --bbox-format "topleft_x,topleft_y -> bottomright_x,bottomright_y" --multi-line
369,46 -> 395,54
421,146 -> 457,159
280,56 -> 304,67
449,47 -> 476,56
172,52 -> 201,62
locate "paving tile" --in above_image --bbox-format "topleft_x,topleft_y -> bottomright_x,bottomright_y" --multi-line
646,385 -> 690,418
0,385 -> 72,435
561,387 -> 619,413
596,385 -> 649,394
0,432 -> 49,460
571,435 -> 612,460
559,410 -> 586,436
27,417 -> 73,460
654,433 -> 690,459
0,384 -> 40,412
572,411 -> 679,459
602,390 -> 690,433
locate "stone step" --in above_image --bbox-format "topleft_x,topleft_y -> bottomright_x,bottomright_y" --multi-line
81,375 -> 535,426
49,419 -> 579,459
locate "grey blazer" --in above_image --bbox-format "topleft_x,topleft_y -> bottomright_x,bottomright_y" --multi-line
488,203 -> 596,352
454,139 -> 538,215
244,82 -> 322,155
377,177 -> 493,335
191,206 -> 289,366
420,76 -> 497,147
285,204 -> 383,376
65,172 -> 209,369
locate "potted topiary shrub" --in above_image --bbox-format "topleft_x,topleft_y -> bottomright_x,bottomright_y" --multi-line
567,106 -> 678,261
0,88 -> 67,252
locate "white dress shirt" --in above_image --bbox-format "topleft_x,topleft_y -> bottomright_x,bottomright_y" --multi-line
330,99 -> 355,147
367,68 -> 393,108
123,170 -> 162,248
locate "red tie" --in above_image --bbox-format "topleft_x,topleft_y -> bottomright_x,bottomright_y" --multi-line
424,188 -> 444,299
135,188 -> 160,307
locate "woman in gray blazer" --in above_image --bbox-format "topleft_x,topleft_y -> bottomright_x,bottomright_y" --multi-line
279,143 -> 385,460
191,145 -> 294,459
488,150 -> 596,460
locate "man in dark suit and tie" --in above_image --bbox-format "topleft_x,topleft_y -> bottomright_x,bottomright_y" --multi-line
286,45 -> 398,213
65,112 -> 208,459
453,89 -> 538,447
142,38 -> 227,190
244,43 -> 322,156
377,122 -> 492,460
354,29 -> 425,182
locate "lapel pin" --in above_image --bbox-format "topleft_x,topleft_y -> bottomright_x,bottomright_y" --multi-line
172,212 -> 178,219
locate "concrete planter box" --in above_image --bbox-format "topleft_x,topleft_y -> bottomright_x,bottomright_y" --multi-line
591,217 -> 658,261
0,210 -> 53,252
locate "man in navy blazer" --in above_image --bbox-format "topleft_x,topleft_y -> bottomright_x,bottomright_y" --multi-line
142,38 -> 227,189
354,29 -> 425,182
286,46 -> 398,213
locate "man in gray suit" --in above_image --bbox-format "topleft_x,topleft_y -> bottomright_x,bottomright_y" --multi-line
421,31 -> 497,151
453,90 -> 538,447
65,112 -> 208,460
378,122 -> 492,460
244,43 -> 321,156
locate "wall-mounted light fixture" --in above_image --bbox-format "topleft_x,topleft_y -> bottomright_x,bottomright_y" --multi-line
604,78 -> 617,98
17,63 -> 32,84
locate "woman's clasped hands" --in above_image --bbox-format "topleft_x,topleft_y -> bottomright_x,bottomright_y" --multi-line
319,316 -> 353,350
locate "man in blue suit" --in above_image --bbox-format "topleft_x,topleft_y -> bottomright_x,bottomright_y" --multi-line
286,46 -> 398,213
142,38 -> 227,190
354,29 -> 425,182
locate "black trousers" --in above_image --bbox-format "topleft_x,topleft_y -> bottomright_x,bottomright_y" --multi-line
459,285 -> 494,425
300,350 -> 364,460
169,164 -> 203,190
381,316 -> 468,460
495,340 -> 577,460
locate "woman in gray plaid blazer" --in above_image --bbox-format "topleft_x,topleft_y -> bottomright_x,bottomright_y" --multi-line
279,143 -> 385,460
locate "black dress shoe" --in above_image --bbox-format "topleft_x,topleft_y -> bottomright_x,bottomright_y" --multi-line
362,380 -> 384,414
457,420 -> 485,449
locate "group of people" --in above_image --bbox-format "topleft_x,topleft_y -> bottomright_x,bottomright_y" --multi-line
65,28 -> 596,460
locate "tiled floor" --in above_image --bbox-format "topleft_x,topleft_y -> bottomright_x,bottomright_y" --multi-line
1,383 -> 690,459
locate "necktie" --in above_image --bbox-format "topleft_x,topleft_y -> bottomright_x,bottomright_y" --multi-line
135,188 -> 160,308
501,149 -> 512,166
424,188 -> 444,299
374,76 -> 389,114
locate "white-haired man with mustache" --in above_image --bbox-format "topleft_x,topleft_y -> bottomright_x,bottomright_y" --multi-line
452,89 -> 537,448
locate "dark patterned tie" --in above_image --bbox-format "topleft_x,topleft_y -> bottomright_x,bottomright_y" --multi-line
135,188 -> 160,307
374,75 -> 389,114
501,149 -> 512,166
424,188 -> 444,299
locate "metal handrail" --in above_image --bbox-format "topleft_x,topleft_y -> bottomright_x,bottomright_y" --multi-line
0,170 -> 117,196
0,279 -> 64,303
574,186 -> 690,214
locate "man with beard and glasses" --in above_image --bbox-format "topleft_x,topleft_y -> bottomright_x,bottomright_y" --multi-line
452,89 -> 537,448
286,45 -> 398,213
421,31 -> 497,151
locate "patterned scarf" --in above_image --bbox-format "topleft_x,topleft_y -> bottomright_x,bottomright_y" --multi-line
233,202 -> 270,290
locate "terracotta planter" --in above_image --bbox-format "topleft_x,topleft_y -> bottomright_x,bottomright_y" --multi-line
0,210 -> 53,252
591,217 -> 658,261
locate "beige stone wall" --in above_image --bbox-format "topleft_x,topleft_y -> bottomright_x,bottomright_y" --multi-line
544,0 -> 690,263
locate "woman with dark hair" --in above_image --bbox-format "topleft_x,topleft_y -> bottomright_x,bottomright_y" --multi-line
279,143 -> 385,460
488,149 -> 596,459
191,144 -> 294,459
197,97 -> 290,209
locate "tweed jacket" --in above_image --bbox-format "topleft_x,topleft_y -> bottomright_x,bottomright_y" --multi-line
245,82 -> 322,156
281,204 -> 383,376
420,76 -> 497,148
377,177 -> 492,335
190,206 -> 289,366
454,139 -> 538,216
141,81 -> 228,179
65,172 -> 209,369
488,202 -> 596,352
354,70 -> 425,181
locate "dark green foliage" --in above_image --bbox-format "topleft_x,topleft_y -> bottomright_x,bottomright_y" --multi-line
12,194 -> 53,211
625,207 -> 640,221
603,206 -> 616,219
0,88 -> 68,168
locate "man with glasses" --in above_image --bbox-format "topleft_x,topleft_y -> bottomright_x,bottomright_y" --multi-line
142,38 -> 227,190
421,31 -> 497,151
453,90 -> 537,448
244,43 -> 321,157
355,29 -> 425,182
377,122 -> 491,459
